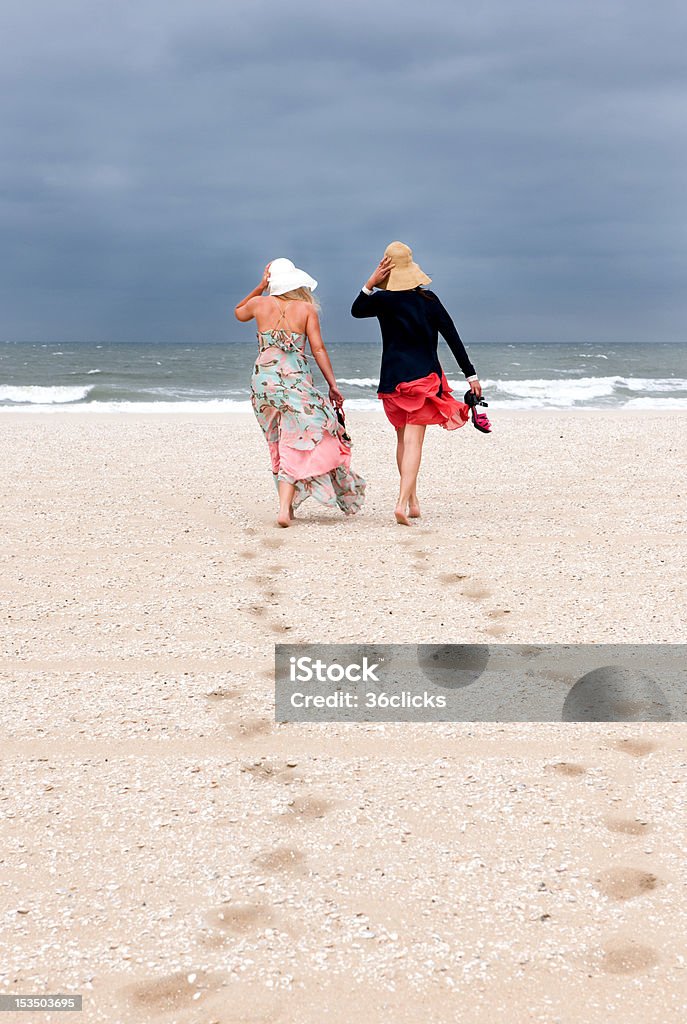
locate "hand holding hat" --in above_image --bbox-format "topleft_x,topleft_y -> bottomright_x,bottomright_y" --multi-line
267,258 -> 318,296
365,255 -> 395,291
259,263 -> 271,293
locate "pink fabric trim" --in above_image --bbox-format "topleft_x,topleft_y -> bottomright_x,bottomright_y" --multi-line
268,432 -> 351,482
379,372 -> 470,430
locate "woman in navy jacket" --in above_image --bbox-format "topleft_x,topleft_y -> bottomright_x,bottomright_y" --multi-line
352,241 -> 482,525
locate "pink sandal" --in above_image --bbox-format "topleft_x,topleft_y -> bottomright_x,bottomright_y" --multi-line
463,390 -> 492,433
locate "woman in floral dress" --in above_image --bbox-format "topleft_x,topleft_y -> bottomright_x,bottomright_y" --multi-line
235,258 -> 365,528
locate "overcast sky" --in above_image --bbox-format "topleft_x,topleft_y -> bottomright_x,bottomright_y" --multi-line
1,0 -> 685,343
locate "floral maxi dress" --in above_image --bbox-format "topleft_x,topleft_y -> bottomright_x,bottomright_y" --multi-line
251,327 -> 366,514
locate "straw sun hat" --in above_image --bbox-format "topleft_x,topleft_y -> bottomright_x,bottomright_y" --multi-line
379,241 -> 432,291
267,258 -> 318,296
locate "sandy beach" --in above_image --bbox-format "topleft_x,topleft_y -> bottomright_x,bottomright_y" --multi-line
2,409 -> 686,1023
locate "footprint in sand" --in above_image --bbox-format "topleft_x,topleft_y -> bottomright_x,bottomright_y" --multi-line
205,687 -> 239,702
461,582 -> 492,601
416,644 -> 490,689
438,571 -> 469,585
604,816 -> 651,836
246,578 -> 282,603
207,902 -> 273,932
486,610 -> 512,638
200,904 -> 275,948
546,762 -> 587,777
253,846 -> 307,874
240,759 -> 298,784
282,795 -> 332,822
233,717 -> 273,740
267,620 -> 292,635
613,738 -> 658,757
247,573 -> 277,589
262,536 -> 284,550
562,666 -> 671,722
238,549 -> 257,560
127,969 -> 223,1013
596,867 -> 661,901
601,939 -> 660,975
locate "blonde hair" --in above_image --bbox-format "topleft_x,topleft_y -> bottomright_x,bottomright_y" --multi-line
273,287 -> 320,311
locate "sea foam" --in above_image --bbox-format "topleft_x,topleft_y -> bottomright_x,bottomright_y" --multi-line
0,385 -> 94,404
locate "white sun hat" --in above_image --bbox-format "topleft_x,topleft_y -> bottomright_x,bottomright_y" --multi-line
267,257 -> 318,296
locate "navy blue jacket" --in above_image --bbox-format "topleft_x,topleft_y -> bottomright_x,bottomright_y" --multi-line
351,287 -> 476,394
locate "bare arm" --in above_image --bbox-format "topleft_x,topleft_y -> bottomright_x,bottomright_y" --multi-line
234,264 -> 270,322
306,307 -> 344,408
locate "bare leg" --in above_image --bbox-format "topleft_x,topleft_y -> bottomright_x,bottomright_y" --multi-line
277,481 -> 296,528
395,425 -> 405,476
395,424 -> 426,525
396,426 -> 420,518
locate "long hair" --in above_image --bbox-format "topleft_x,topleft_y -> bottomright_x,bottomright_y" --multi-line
414,286 -> 437,301
273,287 -> 321,311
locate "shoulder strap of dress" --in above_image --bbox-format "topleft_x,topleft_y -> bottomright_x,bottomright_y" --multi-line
273,299 -> 292,332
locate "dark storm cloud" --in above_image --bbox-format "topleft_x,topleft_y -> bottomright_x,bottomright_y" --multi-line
0,0 -> 685,342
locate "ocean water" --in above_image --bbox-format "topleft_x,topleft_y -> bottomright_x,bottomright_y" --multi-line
1,340 -> 686,412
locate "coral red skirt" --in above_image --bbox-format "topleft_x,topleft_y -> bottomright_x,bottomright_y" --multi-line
378,371 -> 470,430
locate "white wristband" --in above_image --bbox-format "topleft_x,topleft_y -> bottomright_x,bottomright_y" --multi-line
361,286 -> 373,295
466,374 -> 478,382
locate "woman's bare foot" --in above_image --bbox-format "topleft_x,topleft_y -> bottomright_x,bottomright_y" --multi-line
394,506 -> 412,526
277,510 -> 291,528
408,499 -> 421,518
